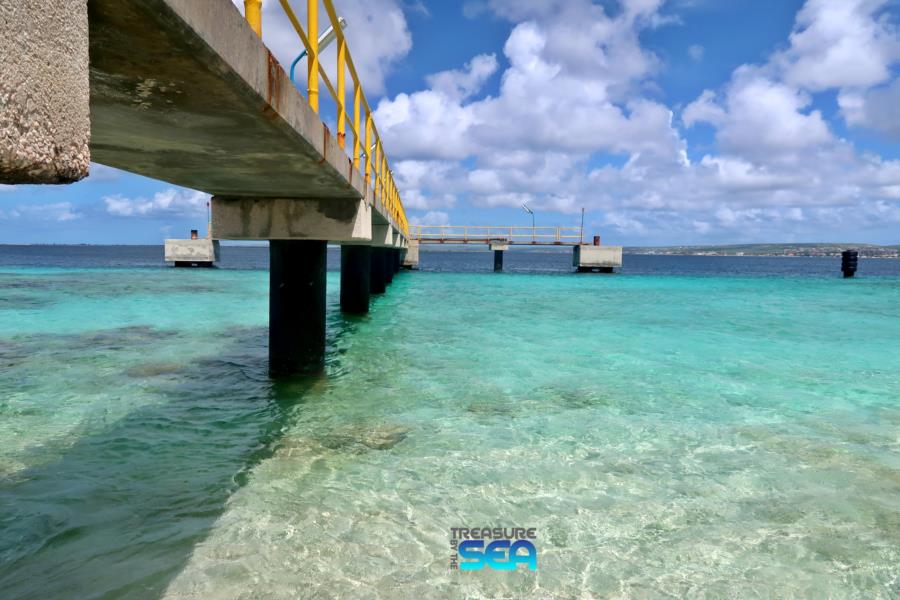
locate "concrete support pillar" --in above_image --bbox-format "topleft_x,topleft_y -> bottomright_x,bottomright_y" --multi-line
268,240 -> 326,377
340,245 -> 371,314
370,248 -> 387,295
393,249 -> 402,273
489,242 -> 508,273
402,240 -> 420,269
1,0 -> 90,183
384,249 -> 395,284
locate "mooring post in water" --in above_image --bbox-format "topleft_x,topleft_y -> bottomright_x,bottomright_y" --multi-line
340,245 -> 371,314
370,248 -> 387,294
841,249 -> 858,278
269,240 -> 326,376
490,242 -> 508,272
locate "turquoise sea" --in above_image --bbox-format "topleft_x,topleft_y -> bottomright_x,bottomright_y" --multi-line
1,247 -> 898,599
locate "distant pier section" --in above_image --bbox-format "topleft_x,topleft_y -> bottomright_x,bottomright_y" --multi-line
165,230 -> 219,267
407,226 -> 623,272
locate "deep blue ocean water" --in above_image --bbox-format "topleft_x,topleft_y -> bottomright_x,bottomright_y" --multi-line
0,245 -> 898,599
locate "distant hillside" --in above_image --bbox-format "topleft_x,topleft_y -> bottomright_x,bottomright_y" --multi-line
625,243 -> 900,258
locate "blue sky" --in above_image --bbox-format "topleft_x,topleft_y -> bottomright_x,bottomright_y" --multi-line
3,0 -> 900,245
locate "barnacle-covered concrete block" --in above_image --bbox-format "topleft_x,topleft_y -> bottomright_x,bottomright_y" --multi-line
0,0 -> 90,184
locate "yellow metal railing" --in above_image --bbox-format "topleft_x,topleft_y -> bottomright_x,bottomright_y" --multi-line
243,0 -> 408,236
410,226 -> 584,244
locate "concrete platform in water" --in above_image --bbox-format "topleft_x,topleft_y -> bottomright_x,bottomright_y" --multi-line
164,238 -> 220,267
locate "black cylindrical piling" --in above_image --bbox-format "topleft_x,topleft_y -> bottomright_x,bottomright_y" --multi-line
384,250 -> 395,284
340,245 -> 371,314
268,240 -> 326,377
842,249 -> 858,278
393,249 -> 401,273
370,248 -> 386,294
494,249 -> 504,272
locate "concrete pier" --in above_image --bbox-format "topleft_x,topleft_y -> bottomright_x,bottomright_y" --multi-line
269,240 -> 326,377
573,245 -> 623,273
340,245 -> 371,314
4,0 -> 413,378
164,238 -> 220,267
370,248 -> 387,295
393,249 -> 402,274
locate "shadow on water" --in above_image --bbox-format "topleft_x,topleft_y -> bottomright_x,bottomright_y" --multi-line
0,326 -> 330,600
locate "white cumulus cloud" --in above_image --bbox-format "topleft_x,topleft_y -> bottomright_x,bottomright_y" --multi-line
0,202 -> 81,222
104,189 -> 210,218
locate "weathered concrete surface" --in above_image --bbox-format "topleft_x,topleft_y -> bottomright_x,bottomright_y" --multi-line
1,0 -> 90,183
371,224 -> 396,248
86,0 -> 404,237
164,238 -> 220,263
211,197 -> 371,242
573,245 -> 623,269
489,242 -> 509,252
402,240 -> 419,269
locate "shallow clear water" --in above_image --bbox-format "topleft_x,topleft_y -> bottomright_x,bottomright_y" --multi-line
1,247 -> 898,599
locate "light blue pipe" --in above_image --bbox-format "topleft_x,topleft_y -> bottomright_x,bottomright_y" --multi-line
289,50 -> 307,84
288,17 -> 346,85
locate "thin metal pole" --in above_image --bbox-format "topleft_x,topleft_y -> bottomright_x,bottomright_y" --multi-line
580,207 -> 584,244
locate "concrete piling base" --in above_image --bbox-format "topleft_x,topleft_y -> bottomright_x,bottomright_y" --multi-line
340,245 -> 371,314
384,250 -> 394,285
489,242 -> 508,272
370,248 -> 387,295
268,240 -> 326,377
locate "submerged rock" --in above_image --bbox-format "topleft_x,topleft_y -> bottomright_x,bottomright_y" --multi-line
273,424 -> 411,460
319,424 -> 411,452
124,362 -> 184,378
72,326 -> 177,351
466,402 -> 514,416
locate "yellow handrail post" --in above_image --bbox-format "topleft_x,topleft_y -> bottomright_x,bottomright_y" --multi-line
269,0 -> 407,234
336,37 -> 347,149
244,0 -> 262,36
307,0 -> 319,113
375,144 -> 382,201
378,154 -> 387,208
364,115 -> 372,182
353,85 -> 361,171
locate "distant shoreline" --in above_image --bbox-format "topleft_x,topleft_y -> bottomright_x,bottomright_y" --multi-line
1,242 -> 898,259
